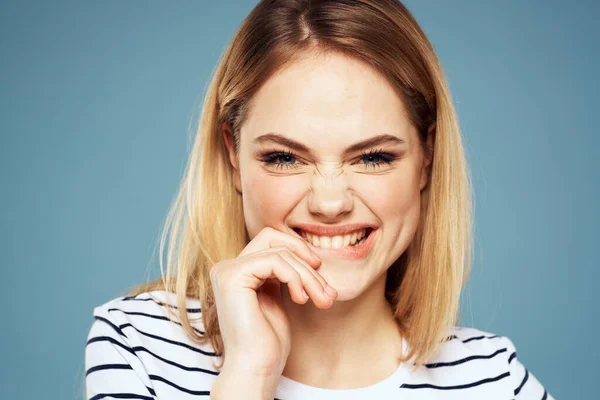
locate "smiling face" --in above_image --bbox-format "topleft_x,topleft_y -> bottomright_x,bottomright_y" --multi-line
224,51 -> 433,301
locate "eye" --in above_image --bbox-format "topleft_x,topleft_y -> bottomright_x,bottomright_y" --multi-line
260,150 -> 302,169
357,149 -> 398,169
260,148 -> 399,170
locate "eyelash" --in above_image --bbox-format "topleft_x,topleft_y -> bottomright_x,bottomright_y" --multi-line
260,148 -> 399,170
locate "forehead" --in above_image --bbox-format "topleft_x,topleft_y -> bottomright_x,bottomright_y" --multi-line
241,51 -> 416,147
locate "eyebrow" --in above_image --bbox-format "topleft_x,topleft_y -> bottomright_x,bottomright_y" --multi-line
252,133 -> 406,156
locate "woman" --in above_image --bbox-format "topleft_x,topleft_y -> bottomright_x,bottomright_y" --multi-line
85,0 -> 554,399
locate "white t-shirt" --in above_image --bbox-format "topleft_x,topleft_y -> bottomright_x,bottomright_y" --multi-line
85,290 -> 555,399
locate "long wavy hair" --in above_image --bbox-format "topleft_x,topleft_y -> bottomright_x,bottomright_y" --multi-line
128,0 -> 473,370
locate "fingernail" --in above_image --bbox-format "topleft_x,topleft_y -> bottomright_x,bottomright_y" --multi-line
302,289 -> 309,300
311,252 -> 321,262
324,284 -> 337,297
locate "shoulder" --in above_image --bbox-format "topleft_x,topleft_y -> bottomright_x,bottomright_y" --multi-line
424,326 -> 514,374
88,290 -> 216,356
412,326 -> 553,399
94,289 -> 202,315
85,291 -> 222,399
444,326 -> 512,356
92,290 -> 204,330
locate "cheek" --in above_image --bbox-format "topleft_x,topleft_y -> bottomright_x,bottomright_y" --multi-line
354,167 -> 421,221
242,171 -> 305,237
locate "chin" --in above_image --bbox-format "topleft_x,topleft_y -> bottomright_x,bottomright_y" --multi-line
318,268 -> 371,302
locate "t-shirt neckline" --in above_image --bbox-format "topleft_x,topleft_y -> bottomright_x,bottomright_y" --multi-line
276,337 -> 412,399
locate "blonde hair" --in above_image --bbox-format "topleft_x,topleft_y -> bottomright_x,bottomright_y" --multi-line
129,0 -> 473,370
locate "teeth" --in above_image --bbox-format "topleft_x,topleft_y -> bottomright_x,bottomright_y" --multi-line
306,233 -> 321,247
343,234 -> 351,247
301,228 -> 368,249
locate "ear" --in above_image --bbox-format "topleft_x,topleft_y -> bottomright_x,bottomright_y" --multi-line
222,123 -> 243,194
419,122 -> 436,191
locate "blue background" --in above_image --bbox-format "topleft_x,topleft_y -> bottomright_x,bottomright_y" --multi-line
1,1 -> 597,398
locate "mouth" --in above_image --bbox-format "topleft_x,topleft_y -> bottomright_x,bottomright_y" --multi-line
292,226 -> 377,260
292,227 -> 376,250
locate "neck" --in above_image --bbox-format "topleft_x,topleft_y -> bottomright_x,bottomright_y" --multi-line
280,273 -> 404,389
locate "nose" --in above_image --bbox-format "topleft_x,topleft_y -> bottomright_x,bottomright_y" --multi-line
307,174 -> 353,220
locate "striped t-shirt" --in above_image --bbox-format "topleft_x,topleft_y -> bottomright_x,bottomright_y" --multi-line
85,290 -> 555,399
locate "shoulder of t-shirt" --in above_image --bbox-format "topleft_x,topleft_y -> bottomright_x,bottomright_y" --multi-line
420,326 -> 511,372
426,326 -> 554,399
446,326 -> 509,354
85,291 -> 221,399
90,290 -> 209,340
94,290 -> 202,319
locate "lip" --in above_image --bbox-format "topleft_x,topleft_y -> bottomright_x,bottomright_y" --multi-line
290,223 -> 378,237
291,226 -> 378,260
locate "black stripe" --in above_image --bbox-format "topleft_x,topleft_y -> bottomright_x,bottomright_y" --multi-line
121,294 -> 201,313
95,316 -> 126,337
87,336 -> 136,355
542,389 -> 548,400
400,371 -> 510,390
108,309 -> 177,322
85,364 -> 156,396
107,308 -> 205,335
425,348 -> 507,368
121,294 -> 143,301
149,374 -> 210,396
87,335 -> 220,375
132,345 -> 220,375
89,394 -> 154,400
86,363 -> 133,376
508,351 -> 517,364
447,333 -> 501,344
514,368 -> 529,395
462,334 -> 500,343
119,322 -> 217,356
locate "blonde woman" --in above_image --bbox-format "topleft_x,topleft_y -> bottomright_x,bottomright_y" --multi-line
84,0 -> 554,399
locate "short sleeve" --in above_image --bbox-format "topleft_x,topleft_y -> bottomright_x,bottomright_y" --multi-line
85,305 -> 156,400
504,336 -> 556,399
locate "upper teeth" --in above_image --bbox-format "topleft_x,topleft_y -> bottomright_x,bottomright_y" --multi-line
301,229 -> 367,249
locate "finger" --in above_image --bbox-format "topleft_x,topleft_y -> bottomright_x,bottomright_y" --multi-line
236,252 -> 310,305
250,245 -> 336,303
282,248 -> 329,289
244,247 -> 333,307
276,249 -> 335,308
241,227 -> 321,269
250,245 -> 332,295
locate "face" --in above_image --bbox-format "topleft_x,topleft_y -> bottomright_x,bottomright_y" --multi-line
224,51 -> 433,301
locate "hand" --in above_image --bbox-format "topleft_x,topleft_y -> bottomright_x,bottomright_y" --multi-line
209,227 -> 337,380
